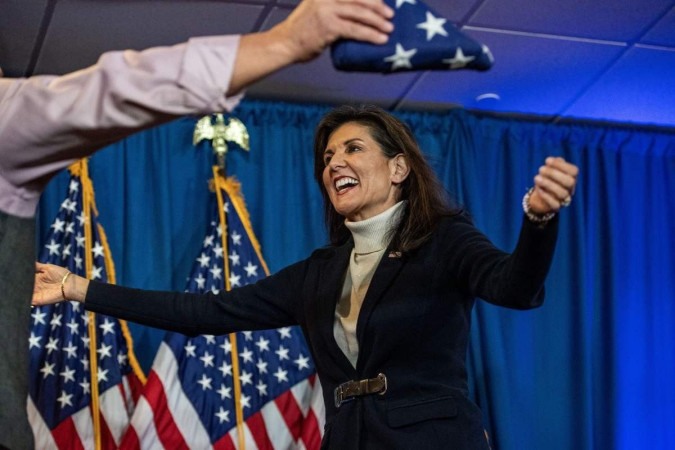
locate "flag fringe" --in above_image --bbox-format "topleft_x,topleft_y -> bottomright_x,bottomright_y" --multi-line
73,159 -> 148,450
213,166 -> 247,450
212,170 -> 270,277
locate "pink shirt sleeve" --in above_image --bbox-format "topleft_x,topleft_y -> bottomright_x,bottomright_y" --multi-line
0,34 -> 243,218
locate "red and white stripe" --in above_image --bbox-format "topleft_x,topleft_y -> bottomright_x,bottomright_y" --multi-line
123,341 -> 325,449
29,374 -> 142,450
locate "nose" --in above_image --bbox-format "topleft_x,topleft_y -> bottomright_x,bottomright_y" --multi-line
328,151 -> 346,170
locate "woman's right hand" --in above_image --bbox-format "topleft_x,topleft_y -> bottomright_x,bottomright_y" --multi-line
33,262 -> 88,305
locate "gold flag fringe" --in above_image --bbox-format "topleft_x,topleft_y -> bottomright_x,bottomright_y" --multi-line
212,166 -> 246,450
68,159 -> 147,450
211,166 -> 273,450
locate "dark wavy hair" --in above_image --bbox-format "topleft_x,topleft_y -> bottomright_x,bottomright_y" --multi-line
313,105 -> 459,252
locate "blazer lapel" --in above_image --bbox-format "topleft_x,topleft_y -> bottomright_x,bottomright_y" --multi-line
355,246 -> 406,356
315,240 -> 356,375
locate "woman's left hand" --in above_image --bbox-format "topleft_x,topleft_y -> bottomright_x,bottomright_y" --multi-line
528,157 -> 579,215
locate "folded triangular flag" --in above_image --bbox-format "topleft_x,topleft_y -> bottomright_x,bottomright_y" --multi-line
332,0 -> 493,73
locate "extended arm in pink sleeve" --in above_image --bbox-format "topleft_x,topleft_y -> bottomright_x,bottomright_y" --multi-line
0,35 -> 242,218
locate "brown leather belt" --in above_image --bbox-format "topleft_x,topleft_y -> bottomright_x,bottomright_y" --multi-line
334,373 -> 387,408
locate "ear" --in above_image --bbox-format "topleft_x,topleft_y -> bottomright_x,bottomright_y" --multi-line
389,154 -> 410,184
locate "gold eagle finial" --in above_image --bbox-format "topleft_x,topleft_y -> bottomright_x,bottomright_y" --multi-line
193,114 -> 250,171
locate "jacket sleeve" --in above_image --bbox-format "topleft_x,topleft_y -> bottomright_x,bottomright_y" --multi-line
443,213 -> 559,309
0,35 -> 242,219
84,257 -> 310,336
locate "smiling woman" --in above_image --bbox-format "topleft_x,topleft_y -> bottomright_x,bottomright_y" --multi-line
34,105 -> 578,450
314,105 -> 458,252
321,122 -> 410,221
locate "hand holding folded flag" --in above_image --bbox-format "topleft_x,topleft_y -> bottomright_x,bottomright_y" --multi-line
332,0 -> 493,73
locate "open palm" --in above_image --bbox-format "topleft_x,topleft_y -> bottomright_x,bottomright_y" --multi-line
33,262 -> 68,306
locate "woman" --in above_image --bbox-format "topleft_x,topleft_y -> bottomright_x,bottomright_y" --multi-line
34,105 -> 578,449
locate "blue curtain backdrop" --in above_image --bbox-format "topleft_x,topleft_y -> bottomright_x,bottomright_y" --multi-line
38,100 -> 675,450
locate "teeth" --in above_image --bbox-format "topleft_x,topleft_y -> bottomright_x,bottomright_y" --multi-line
335,177 -> 358,190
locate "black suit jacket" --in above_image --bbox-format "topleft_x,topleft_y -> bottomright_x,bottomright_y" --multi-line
87,213 -> 559,449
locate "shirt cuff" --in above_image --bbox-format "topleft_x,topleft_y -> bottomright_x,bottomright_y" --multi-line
179,34 -> 244,114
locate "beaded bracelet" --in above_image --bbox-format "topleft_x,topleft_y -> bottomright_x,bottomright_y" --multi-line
522,187 -> 556,223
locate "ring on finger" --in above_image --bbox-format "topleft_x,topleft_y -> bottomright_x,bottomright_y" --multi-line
561,195 -> 572,207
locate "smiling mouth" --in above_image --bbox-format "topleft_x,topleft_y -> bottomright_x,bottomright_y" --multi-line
335,177 -> 359,193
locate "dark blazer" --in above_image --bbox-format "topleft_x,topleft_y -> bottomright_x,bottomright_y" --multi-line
87,213 -> 559,449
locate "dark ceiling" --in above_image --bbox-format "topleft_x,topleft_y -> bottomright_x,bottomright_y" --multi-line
2,0 -> 675,130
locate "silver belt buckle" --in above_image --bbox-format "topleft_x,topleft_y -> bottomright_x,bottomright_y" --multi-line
376,373 -> 387,395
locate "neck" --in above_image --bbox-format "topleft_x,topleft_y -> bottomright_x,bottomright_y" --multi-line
345,201 -> 405,254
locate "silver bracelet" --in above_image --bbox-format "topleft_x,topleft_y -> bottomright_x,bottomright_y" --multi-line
522,187 -> 556,223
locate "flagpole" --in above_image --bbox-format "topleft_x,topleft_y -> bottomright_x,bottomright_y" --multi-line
75,159 -> 103,450
220,177 -> 270,277
213,165 -> 247,450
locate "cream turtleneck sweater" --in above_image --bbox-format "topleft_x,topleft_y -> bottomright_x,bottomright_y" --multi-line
333,201 -> 405,368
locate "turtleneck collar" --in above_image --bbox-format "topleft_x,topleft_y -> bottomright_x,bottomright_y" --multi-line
344,201 -> 406,255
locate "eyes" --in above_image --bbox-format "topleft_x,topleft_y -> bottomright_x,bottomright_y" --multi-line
323,144 -> 362,166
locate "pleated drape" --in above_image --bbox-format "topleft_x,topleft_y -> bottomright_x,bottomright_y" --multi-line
38,100 -> 675,450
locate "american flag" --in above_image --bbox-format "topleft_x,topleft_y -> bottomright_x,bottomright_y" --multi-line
28,160 -> 146,449
122,171 -> 324,449
331,0 -> 493,72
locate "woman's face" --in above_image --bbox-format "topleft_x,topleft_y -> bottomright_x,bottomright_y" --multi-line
322,122 -> 402,222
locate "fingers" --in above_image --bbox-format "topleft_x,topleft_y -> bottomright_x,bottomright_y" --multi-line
531,185 -> 565,212
529,157 -> 579,214
32,263 -> 64,306
347,0 -> 395,19
542,157 -> 578,188
534,174 -> 570,204
335,0 -> 394,42
34,261 -> 67,277
289,0 -> 394,55
536,157 -> 577,197
334,13 -> 391,45
32,288 -> 44,305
